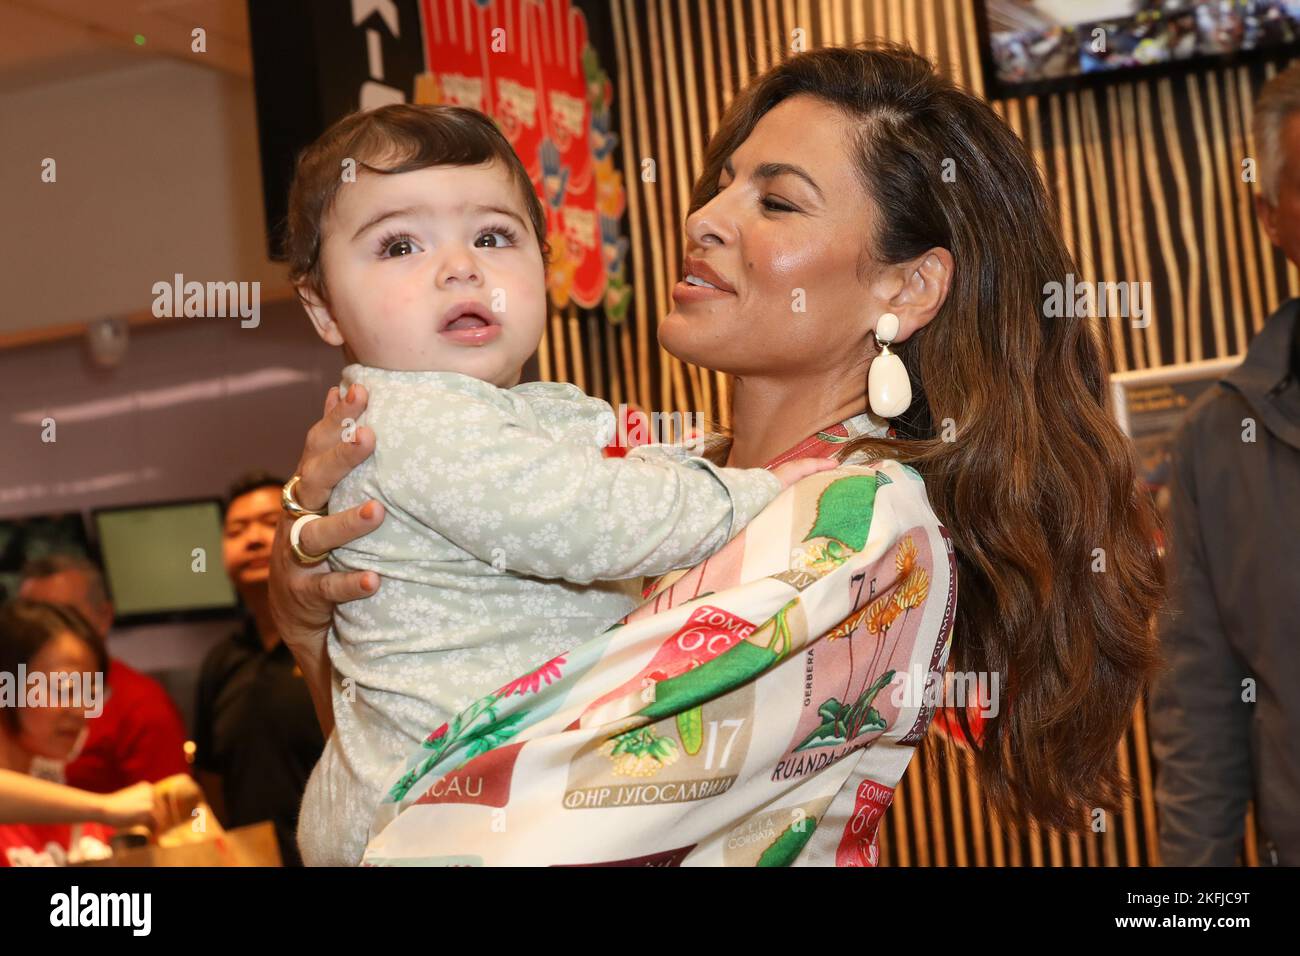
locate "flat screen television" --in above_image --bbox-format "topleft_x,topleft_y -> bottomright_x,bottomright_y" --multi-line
0,513 -> 92,604
92,500 -> 238,625
977,0 -> 1300,98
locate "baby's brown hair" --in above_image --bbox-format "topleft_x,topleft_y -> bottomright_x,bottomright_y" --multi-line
284,103 -> 549,308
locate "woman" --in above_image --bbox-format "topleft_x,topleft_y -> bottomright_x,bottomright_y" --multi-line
0,600 -> 197,865
270,43 -> 1164,864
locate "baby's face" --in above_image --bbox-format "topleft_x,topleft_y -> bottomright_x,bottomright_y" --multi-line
308,160 -> 547,386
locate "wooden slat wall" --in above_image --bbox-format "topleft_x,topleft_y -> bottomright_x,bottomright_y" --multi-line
529,0 -> 1285,864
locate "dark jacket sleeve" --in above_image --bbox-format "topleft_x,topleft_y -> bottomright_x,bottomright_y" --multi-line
1148,410 -> 1254,866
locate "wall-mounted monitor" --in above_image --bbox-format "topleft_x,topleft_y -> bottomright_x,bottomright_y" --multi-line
92,499 -> 238,625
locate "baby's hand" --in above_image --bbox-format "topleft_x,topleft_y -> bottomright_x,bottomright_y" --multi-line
771,457 -> 839,489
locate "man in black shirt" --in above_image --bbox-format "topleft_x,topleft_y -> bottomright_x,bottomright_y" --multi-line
194,471 -> 324,866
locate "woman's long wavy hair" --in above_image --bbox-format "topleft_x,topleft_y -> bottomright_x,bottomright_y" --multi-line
694,43 -> 1166,831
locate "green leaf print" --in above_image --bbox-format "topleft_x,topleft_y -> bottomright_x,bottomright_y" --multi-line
388,692 -> 528,802
794,669 -> 895,752
803,475 -> 878,552
462,711 -> 527,761
797,699 -> 850,748
639,598 -> 801,721
640,643 -> 777,721
676,706 -> 704,755
756,817 -> 819,867
602,726 -> 681,776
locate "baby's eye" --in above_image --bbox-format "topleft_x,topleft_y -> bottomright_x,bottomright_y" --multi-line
379,234 -> 420,258
474,227 -> 518,249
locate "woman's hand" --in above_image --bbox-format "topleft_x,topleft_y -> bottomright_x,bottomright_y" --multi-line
152,774 -> 203,832
268,384 -> 387,736
96,781 -> 163,832
270,384 -> 385,642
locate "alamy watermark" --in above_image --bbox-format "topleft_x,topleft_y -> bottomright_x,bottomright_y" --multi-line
595,405 -> 708,452
1043,273 -> 1151,328
889,663 -> 1000,718
49,886 -> 150,936
151,273 -> 260,328
0,667 -> 104,719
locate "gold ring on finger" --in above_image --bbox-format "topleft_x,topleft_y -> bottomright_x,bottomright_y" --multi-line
282,474 -> 326,518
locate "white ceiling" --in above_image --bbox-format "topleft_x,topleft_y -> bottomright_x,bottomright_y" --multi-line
0,0 -> 251,92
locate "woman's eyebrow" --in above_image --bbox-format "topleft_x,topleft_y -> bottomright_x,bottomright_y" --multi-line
352,202 -> 528,242
722,157 -> 823,200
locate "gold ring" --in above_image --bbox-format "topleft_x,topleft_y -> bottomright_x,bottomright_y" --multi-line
289,514 -> 330,565
282,474 -> 326,518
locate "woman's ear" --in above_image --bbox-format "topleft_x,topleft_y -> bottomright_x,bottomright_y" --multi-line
298,283 -> 346,347
1256,194 -> 1281,249
886,247 -> 953,343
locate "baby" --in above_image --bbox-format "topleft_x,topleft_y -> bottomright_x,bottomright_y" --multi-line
284,104 -> 833,866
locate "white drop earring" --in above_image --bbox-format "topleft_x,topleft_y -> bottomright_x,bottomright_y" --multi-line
868,312 -> 911,418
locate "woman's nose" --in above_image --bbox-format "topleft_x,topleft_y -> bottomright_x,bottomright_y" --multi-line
685,198 -> 736,249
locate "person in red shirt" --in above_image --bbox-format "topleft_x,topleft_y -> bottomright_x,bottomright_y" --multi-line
0,600 -> 204,865
0,600 -> 136,865
0,771 -> 154,867
18,555 -> 190,792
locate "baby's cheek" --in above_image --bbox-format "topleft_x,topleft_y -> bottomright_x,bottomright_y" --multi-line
511,277 -> 549,330
517,268 -> 548,310
358,290 -> 418,354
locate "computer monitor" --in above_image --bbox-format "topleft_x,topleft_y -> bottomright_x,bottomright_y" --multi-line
92,499 -> 238,624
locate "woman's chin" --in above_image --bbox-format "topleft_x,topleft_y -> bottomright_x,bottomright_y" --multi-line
660,313 -> 739,374
658,310 -> 703,362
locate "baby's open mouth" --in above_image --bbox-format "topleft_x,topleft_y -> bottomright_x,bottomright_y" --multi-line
439,300 -> 503,346
439,300 -> 497,330
445,314 -> 490,331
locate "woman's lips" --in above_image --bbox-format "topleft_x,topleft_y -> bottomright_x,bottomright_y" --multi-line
671,280 -> 736,305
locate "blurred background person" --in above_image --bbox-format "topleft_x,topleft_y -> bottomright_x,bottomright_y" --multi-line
18,554 -> 189,792
1,767 -> 158,827
0,766 -> 178,868
1,762 -> 205,867
192,471 -> 324,866
0,599 -> 152,864
1150,60 -> 1300,867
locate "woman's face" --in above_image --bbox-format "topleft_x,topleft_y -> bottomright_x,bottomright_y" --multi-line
660,94 -> 883,378
13,632 -> 97,760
